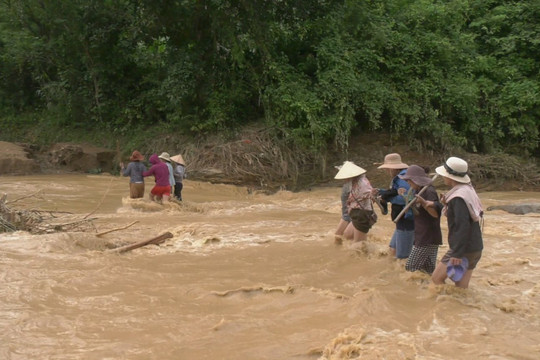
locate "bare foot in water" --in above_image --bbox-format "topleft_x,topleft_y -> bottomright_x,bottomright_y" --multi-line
348,240 -> 366,253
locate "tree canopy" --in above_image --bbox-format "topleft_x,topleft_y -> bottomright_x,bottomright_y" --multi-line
1,0 -> 538,156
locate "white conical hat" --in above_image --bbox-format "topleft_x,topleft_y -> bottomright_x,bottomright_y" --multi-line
334,161 -> 366,179
170,154 -> 185,165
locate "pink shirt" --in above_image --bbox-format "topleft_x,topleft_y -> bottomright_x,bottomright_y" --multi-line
143,154 -> 170,187
347,175 -> 373,212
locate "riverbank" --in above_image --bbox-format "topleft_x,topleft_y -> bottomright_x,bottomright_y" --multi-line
1,129 -> 539,192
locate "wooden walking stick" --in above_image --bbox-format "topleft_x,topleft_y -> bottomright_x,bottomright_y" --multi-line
393,174 -> 439,223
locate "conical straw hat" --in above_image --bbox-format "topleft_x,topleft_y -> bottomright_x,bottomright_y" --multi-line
170,154 -> 185,165
334,161 -> 366,179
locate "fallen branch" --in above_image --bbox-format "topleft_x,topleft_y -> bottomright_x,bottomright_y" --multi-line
96,221 -> 139,237
6,190 -> 42,205
53,217 -> 98,227
31,210 -> 74,218
1,193 -> 96,234
0,216 -> 17,232
109,232 -> 173,254
1,194 -> 42,232
52,217 -> 98,230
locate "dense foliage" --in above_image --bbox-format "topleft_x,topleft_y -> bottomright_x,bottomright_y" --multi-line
0,0 -> 538,155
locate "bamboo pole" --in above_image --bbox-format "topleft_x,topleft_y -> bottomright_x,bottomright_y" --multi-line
53,217 -> 98,228
393,174 -> 438,223
108,232 -> 173,254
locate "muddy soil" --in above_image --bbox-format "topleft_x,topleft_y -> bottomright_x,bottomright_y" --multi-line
0,141 -> 115,175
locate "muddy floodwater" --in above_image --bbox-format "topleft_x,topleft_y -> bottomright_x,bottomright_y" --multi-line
0,174 -> 539,359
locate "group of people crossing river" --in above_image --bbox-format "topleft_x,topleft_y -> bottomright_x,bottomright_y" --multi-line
119,148 -> 483,289
334,153 -> 484,289
120,150 -> 186,203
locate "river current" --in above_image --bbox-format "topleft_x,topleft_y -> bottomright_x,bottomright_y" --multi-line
0,174 -> 539,359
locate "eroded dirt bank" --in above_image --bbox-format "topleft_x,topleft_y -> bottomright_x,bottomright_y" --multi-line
1,138 -> 538,192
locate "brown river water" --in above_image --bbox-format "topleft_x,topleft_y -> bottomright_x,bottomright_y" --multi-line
0,174 -> 539,359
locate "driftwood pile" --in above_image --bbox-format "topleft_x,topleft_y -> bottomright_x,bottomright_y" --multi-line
1,192 -> 172,254
161,126 -> 319,190
0,193 -> 96,234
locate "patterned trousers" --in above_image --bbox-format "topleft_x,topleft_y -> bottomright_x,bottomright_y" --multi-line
405,244 -> 439,274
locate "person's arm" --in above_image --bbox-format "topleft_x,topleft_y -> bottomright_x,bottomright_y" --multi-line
381,176 -> 409,205
122,163 -> 131,177
168,164 -> 176,185
396,178 -> 413,203
177,166 -> 185,179
415,187 -> 442,218
416,195 -> 439,218
142,166 -> 154,177
378,188 -> 398,202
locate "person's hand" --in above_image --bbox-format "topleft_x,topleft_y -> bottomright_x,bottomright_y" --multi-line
397,187 -> 407,196
415,195 -> 431,208
440,192 -> 447,205
370,188 -> 379,196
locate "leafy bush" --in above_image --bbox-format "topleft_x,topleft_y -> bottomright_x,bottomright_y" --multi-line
0,0 -> 538,157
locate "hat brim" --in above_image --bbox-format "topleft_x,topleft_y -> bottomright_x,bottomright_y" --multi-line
334,163 -> 366,179
435,165 -> 470,183
377,163 -> 408,169
398,174 -> 432,187
335,171 -> 365,180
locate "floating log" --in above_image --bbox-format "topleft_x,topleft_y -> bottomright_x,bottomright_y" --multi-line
109,232 -> 173,254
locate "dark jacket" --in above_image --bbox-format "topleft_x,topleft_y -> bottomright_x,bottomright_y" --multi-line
447,197 -> 484,257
